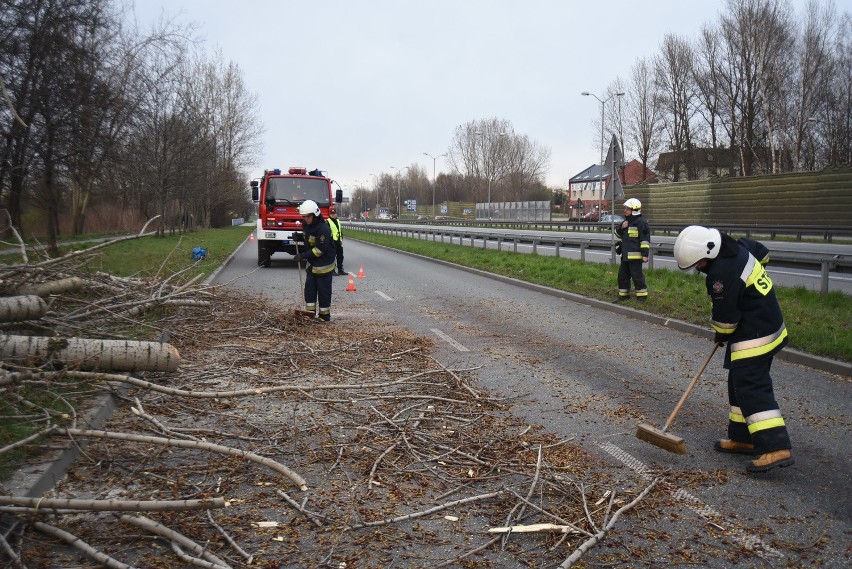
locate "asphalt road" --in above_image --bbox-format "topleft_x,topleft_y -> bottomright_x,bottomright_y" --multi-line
212,237 -> 851,567
348,222 -> 852,295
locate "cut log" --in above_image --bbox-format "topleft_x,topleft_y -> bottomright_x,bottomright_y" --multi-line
0,335 -> 180,372
0,295 -> 48,322
16,277 -> 83,297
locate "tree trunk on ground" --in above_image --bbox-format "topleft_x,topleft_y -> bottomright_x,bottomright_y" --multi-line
15,277 -> 83,297
0,335 -> 180,372
0,295 -> 48,322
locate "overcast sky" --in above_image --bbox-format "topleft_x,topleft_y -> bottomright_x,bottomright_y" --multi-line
132,0 -> 813,194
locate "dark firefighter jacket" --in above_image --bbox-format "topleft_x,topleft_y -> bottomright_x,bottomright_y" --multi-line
738,237 -> 770,265
614,214 -> 650,261
302,214 -> 336,275
702,234 -> 787,368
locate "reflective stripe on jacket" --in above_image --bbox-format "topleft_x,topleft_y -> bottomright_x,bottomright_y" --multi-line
303,215 -> 337,275
704,235 -> 787,367
614,214 -> 650,261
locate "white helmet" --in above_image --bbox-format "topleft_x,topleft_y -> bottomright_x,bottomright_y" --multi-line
674,225 -> 721,269
298,200 -> 320,216
624,198 -> 642,212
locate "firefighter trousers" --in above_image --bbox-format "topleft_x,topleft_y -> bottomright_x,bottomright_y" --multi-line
617,260 -> 647,298
304,271 -> 333,321
726,356 -> 791,453
334,240 -> 344,273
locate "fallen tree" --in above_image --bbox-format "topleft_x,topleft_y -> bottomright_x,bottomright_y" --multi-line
0,295 -> 47,322
0,335 -> 180,372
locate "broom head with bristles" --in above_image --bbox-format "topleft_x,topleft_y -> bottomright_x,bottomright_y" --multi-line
636,422 -> 687,454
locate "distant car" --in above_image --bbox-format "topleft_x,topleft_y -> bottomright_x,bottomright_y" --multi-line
600,214 -> 625,225
581,210 -> 600,221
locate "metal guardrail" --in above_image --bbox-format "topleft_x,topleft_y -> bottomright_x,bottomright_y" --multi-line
347,223 -> 851,295
377,219 -> 852,243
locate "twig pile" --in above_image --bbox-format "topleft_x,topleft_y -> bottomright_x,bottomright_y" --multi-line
0,234 -> 660,568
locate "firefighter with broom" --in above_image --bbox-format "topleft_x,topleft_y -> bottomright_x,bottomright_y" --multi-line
673,225 -> 794,473
293,200 -> 336,322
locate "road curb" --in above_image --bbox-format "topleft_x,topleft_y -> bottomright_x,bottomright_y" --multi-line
2,389 -> 126,499
359,240 -> 851,377
204,232 -> 253,285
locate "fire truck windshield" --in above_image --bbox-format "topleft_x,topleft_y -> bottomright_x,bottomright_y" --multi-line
267,178 -> 330,205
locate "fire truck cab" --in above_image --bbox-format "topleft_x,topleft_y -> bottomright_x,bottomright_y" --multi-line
250,167 -> 343,267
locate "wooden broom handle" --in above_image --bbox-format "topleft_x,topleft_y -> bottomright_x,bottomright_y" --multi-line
662,343 -> 720,432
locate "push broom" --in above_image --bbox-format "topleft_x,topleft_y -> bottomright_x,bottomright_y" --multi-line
636,343 -> 720,454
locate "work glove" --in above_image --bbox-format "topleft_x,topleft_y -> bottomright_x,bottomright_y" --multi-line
615,241 -> 622,255
293,253 -> 304,263
714,332 -> 728,346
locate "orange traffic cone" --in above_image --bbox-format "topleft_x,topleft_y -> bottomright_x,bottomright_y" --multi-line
345,273 -> 357,292
357,264 -> 365,278
249,232 -> 255,241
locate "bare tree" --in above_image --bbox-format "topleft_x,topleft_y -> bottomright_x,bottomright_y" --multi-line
827,12 -> 852,166
750,0 -> 796,173
180,51 -> 262,227
67,11 -> 193,235
717,0 -> 772,176
0,0 -> 67,234
448,117 -> 549,205
120,37 -> 199,236
694,25 -> 727,151
655,34 -> 699,180
625,58 -> 664,180
787,1 -> 838,170
802,4 -> 850,169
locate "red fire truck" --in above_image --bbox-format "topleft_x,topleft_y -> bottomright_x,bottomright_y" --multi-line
250,167 -> 342,267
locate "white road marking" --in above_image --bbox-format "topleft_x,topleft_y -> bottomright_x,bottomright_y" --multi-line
430,328 -> 470,352
598,441 -> 784,560
375,291 -> 393,300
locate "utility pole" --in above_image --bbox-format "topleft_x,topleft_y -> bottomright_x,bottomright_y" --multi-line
389,166 -> 409,219
423,152 -> 446,218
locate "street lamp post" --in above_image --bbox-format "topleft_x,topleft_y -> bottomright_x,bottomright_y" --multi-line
368,173 -> 379,219
583,90 -> 625,263
352,180 -> 362,220
423,152 -> 446,218
580,91 -> 624,209
390,166 -> 409,219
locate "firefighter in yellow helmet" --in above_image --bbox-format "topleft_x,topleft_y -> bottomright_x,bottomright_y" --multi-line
614,198 -> 650,300
674,225 -> 793,473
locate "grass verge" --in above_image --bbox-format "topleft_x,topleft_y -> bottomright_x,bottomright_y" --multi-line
347,229 -> 851,363
87,225 -> 254,280
2,225 -> 254,281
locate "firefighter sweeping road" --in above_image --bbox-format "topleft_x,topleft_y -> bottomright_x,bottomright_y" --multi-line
212,236 -> 850,567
